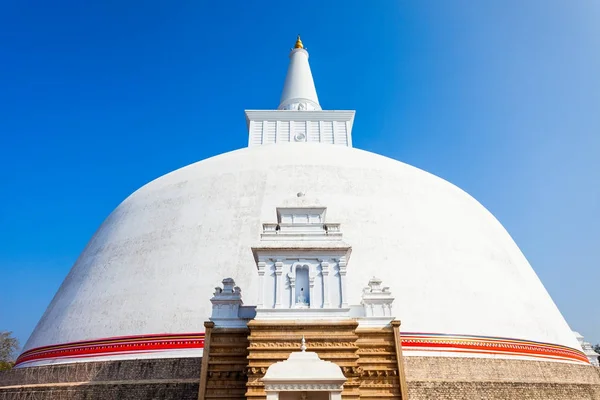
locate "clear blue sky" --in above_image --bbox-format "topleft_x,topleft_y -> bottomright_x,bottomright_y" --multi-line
1,1 -> 599,348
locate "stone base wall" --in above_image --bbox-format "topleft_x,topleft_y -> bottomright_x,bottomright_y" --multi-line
0,358 -> 201,400
409,381 -> 600,400
3,353 -> 600,399
405,356 -> 600,400
0,382 -> 199,400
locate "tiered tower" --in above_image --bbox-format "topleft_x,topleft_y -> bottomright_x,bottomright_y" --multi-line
245,35 -> 354,147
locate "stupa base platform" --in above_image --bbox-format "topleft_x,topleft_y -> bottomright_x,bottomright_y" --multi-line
2,355 -> 600,399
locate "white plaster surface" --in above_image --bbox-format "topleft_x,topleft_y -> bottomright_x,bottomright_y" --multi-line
23,143 -> 581,358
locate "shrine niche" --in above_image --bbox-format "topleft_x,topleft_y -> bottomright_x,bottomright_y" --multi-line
252,206 -> 351,319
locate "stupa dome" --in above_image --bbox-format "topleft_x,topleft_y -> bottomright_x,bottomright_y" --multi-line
20,142 -> 582,366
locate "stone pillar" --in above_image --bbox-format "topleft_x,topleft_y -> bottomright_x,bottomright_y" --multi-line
288,272 -> 296,307
321,261 -> 330,308
257,261 -> 266,308
275,261 -> 283,308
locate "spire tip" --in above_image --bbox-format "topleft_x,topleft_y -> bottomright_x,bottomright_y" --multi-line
294,34 -> 304,49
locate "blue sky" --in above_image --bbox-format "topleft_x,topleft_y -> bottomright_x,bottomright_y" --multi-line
1,1 -> 599,348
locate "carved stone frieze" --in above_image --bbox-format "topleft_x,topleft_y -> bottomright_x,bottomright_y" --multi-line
199,319 -> 406,400
249,341 -> 357,348
264,383 -> 344,391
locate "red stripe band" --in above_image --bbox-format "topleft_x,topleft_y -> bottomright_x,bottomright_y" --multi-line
15,332 -> 588,366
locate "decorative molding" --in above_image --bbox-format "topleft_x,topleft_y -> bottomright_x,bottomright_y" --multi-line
15,333 -> 205,366
401,333 -> 590,364
264,383 -> 343,391
249,341 -> 357,349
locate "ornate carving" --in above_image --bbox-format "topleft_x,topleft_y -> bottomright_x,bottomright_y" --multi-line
357,346 -> 395,353
264,383 -> 343,391
249,340 -> 357,348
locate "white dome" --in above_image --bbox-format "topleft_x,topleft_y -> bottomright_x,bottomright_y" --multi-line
21,143 -> 582,364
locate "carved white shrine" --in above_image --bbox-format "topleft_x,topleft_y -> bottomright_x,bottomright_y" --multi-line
252,206 -> 352,320
357,277 -> 396,327
262,337 -> 346,400
209,278 -> 255,328
208,205 -> 397,328
574,331 -> 600,366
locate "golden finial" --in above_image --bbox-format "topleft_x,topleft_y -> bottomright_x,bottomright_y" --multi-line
294,34 -> 304,49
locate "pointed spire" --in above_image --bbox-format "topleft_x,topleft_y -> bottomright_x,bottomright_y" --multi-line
294,34 -> 304,49
278,35 -> 321,111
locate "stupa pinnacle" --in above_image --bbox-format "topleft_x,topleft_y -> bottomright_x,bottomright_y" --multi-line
245,36 -> 355,147
278,35 -> 320,111
293,34 -> 303,49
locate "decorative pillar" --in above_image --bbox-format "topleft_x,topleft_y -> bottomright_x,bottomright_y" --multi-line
321,261 -> 330,308
288,272 -> 296,308
339,258 -> 348,308
275,261 -> 284,308
309,274 -> 316,309
257,261 -> 266,308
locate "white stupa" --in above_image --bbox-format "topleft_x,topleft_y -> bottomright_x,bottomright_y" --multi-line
17,35 -> 587,368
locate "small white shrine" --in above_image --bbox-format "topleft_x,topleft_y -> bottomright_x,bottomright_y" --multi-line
262,337 -> 346,400
207,201 -> 397,329
574,331 -> 600,366
358,276 -> 396,327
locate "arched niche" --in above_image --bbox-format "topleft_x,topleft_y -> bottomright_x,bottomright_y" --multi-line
294,264 -> 310,307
